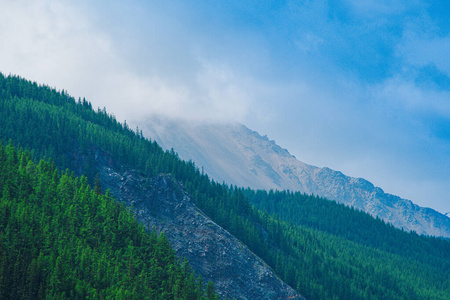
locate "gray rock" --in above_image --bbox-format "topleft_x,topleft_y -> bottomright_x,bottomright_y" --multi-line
140,118 -> 450,238
99,163 -> 305,300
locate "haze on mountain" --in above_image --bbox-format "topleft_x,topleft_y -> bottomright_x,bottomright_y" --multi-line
140,116 -> 450,238
2,74 -> 449,299
1,0 -> 449,215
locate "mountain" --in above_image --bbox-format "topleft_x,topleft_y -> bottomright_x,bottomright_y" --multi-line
1,73 -> 449,299
96,147 -> 303,300
0,73 -> 302,299
141,117 -> 450,238
0,143 -> 216,299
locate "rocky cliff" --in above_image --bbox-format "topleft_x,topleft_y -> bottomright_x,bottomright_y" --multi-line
140,118 -> 450,238
95,149 -> 304,300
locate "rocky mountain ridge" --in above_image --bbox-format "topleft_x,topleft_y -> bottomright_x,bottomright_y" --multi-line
95,147 -> 304,300
140,117 -> 450,238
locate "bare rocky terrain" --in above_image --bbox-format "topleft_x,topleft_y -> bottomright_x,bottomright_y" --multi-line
141,118 -> 450,238
96,149 -> 304,300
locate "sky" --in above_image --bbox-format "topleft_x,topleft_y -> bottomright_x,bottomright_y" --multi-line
1,0 -> 449,214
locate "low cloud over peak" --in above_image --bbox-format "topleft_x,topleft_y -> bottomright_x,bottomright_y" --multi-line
1,0 -> 449,213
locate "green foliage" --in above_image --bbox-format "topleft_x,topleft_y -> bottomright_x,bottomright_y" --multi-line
0,143 -> 213,299
198,187 -> 450,300
1,73 -> 449,299
243,188 -> 449,267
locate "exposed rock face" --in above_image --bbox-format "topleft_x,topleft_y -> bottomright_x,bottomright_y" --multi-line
140,118 -> 450,238
98,163 -> 304,300
312,168 -> 450,237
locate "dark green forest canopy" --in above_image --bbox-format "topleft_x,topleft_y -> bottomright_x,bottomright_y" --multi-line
1,72 -> 449,299
243,188 -> 449,265
0,142 -> 218,299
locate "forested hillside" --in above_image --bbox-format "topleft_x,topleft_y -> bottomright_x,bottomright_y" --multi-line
0,143 -> 216,299
1,73 -> 449,299
142,118 -> 450,238
244,188 -> 449,263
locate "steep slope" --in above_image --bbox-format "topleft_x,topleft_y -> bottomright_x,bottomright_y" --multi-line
0,74 -> 302,300
141,117 -> 450,238
0,143 -> 214,300
95,149 -> 303,300
2,73 -> 449,299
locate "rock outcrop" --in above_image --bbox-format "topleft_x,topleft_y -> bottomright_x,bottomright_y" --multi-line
98,162 -> 304,300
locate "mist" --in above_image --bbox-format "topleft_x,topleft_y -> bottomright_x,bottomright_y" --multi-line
1,0 -> 449,213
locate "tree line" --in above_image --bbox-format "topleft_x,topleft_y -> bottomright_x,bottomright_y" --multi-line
1,73 -> 449,299
0,142 -> 220,299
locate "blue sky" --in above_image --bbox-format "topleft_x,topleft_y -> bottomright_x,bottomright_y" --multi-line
1,0 -> 449,213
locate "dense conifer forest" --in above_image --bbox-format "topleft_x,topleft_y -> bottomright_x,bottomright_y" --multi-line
243,188 -> 449,265
0,143 -> 217,299
1,73 -> 449,299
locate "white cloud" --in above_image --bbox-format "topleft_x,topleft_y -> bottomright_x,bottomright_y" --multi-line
1,0 -> 449,213
0,0 -> 114,89
374,76 -> 450,118
191,62 -> 255,122
294,33 -> 324,53
90,62 -> 255,124
397,33 -> 450,77
0,0 -> 255,125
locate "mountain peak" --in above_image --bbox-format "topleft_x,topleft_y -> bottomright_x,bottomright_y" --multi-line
141,117 -> 450,238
